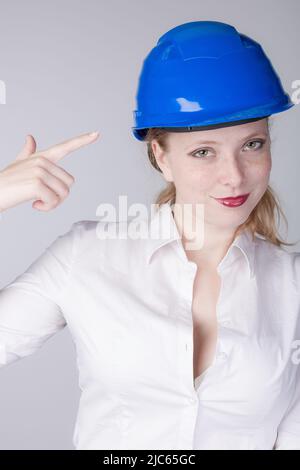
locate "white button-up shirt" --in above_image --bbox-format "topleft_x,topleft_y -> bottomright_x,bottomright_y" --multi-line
0,201 -> 299,450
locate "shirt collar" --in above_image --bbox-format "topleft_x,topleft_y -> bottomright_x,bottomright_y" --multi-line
145,201 -> 257,279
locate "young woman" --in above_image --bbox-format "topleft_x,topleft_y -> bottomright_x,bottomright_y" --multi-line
0,21 -> 299,450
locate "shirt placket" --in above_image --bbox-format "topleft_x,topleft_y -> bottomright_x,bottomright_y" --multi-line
175,257 -> 199,449
174,245 -> 231,448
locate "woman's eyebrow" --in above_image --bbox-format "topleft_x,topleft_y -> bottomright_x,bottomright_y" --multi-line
184,132 -> 269,149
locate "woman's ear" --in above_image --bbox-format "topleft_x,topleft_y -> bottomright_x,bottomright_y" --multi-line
151,140 -> 174,183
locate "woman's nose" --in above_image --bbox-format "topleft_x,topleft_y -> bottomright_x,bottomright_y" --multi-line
217,156 -> 244,187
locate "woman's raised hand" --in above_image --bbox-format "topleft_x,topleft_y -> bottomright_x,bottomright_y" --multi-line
0,131 -> 99,213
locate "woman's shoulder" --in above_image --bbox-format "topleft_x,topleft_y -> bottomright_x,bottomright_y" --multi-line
254,233 -> 300,258
67,218 -> 139,261
254,233 -> 300,286
69,217 -> 129,234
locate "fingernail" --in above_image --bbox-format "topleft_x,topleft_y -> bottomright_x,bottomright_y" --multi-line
88,131 -> 99,137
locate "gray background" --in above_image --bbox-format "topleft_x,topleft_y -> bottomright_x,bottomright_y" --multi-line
0,0 -> 299,450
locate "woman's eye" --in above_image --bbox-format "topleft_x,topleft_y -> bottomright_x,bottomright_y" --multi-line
244,139 -> 266,151
189,139 -> 266,159
190,148 -> 212,158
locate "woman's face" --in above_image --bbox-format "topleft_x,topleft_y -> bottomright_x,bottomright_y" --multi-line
151,118 -> 272,231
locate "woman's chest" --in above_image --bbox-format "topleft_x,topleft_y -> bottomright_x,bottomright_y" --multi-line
191,268 -> 220,380
63,263 -> 296,411
190,267 -> 292,419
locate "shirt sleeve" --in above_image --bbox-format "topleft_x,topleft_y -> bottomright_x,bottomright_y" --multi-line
273,365 -> 300,449
0,221 -> 80,368
273,252 -> 300,450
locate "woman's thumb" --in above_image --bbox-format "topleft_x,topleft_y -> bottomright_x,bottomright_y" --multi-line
15,135 -> 37,160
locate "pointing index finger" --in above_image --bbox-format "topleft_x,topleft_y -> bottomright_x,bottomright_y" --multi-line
39,131 -> 99,162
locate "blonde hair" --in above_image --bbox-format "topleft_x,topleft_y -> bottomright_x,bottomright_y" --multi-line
144,118 -> 297,247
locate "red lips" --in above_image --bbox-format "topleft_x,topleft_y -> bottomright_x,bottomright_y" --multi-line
215,193 -> 250,202
213,193 -> 250,207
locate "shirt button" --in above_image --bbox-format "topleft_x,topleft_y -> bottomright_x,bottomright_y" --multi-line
188,396 -> 198,404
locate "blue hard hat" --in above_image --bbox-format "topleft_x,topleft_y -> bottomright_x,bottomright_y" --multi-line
132,21 -> 295,141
